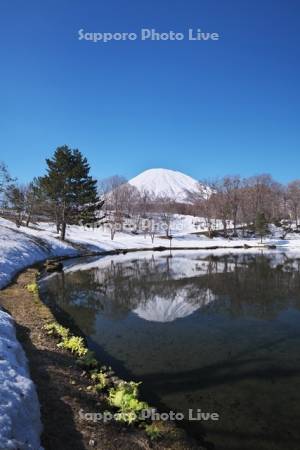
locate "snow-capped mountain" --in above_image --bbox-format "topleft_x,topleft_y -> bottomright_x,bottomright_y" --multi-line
129,168 -> 210,202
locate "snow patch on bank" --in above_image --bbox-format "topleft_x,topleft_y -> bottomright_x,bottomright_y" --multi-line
0,218 -> 77,289
0,310 -> 43,450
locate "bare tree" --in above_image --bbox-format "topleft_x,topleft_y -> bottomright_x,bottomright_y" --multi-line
138,189 -> 154,217
99,176 -> 143,239
187,175 -> 285,239
286,180 -> 300,226
210,189 -> 230,237
155,196 -> 175,237
186,181 -> 216,237
118,184 -> 140,217
222,176 -> 241,235
23,180 -> 41,226
5,184 -> 26,226
99,175 -> 127,195
100,176 -> 127,237
244,175 -> 281,222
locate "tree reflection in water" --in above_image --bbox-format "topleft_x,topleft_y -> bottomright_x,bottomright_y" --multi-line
40,252 -> 300,450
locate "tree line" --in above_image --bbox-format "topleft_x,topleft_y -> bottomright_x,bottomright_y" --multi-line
186,175 -> 300,239
1,146 -> 300,242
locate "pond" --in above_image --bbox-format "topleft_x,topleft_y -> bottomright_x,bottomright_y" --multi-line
39,251 -> 300,450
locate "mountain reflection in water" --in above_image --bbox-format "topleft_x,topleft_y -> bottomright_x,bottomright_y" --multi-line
40,252 -> 300,450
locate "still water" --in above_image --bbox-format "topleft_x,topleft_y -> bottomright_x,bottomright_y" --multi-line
40,251 -> 300,450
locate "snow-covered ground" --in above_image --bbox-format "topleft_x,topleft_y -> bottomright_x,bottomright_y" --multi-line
0,219 -> 79,449
0,218 -> 77,289
39,219 -> 300,254
2,216 -> 300,290
0,310 -> 43,450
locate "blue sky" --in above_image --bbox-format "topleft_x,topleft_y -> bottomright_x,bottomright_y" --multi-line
0,0 -> 299,183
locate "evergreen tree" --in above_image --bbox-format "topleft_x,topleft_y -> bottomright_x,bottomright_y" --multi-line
255,212 -> 268,243
40,146 -> 101,240
0,162 -> 13,208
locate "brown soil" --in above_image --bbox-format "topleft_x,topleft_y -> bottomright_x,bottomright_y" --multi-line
0,268 -> 204,450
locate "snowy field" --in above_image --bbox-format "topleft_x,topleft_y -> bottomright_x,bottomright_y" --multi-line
0,218 -> 77,290
0,310 -> 43,450
39,218 -> 300,253
2,216 -> 300,290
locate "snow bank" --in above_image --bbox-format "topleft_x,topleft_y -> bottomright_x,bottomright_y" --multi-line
0,218 -> 77,289
0,310 -> 43,450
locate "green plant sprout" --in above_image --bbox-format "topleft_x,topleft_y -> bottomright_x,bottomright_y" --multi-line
26,283 -> 38,294
76,350 -> 98,369
108,381 -> 149,424
57,335 -> 87,357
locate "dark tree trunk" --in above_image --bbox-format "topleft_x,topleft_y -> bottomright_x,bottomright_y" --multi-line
25,207 -> 33,227
61,222 -> 66,241
233,213 -> 238,236
25,214 -> 31,227
222,219 -> 227,238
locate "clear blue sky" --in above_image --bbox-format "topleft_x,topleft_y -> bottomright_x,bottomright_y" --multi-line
0,0 -> 299,183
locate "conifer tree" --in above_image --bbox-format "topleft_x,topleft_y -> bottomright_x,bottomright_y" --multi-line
40,146 -> 101,240
0,162 -> 13,208
255,212 -> 268,243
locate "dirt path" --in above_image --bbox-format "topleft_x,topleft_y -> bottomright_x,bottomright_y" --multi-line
0,268 -> 203,450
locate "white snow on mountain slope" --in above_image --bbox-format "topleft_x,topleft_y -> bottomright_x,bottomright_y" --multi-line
0,310 -> 43,450
129,168 -> 210,202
